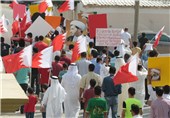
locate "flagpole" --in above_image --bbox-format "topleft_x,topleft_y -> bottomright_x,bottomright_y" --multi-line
149,37 -> 155,43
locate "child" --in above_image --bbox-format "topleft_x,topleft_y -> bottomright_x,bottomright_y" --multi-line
40,84 -> 49,118
131,104 -> 143,118
24,87 -> 38,118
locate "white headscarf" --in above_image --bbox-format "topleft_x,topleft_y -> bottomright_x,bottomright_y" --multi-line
62,63 -> 80,88
67,63 -> 78,75
48,76 -> 65,102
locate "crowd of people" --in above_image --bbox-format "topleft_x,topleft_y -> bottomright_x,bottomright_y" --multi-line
1,16 -> 170,118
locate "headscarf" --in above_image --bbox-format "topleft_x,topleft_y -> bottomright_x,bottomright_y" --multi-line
67,63 -> 78,75
48,76 -> 65,102
62,63 -> 80,88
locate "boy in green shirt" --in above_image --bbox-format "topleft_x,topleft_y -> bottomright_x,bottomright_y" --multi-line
122,87 -> 142,118
86,86 -> 108,118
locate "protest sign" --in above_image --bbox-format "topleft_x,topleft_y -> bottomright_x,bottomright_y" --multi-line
88,14 -> 107,38
45,16 -> 61,29
25,16 -> 53,38
96,28 -> 122,47
148,56 -> 170,87
29,4 -> 39,16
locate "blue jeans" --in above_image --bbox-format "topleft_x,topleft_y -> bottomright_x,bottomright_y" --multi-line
105,96 -> 118,118
25,112 -> 34,118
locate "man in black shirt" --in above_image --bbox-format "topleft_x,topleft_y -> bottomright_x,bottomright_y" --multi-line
1,37 -> 10,56
139,32 -> 148,50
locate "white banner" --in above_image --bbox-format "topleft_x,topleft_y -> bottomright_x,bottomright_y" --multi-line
96,28 -> 122,46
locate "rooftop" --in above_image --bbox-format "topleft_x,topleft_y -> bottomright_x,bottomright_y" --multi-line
81,0 -> 170,8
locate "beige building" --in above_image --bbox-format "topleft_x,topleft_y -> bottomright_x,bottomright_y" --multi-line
74,0 -> 170,35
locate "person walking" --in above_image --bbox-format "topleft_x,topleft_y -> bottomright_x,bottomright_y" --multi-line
24,87 -> 38,118
61,63 -> 81,118
41,76 -> 66,118
85,86 -> 108,118
102,66 -> 122,118
151,88 -> 170,118
121,87 -> 142,118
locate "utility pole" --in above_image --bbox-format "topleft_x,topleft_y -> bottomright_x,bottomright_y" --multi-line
134,0 -> 139,41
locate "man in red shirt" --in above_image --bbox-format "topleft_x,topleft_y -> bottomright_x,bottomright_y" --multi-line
52,55 -> 63,76
39,68 -> 50,90
60,50 -> 71,65
83,79 -> 96,112
34,35 -> 48,52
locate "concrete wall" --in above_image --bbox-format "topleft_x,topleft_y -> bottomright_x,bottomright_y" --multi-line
76,3 -> 170,35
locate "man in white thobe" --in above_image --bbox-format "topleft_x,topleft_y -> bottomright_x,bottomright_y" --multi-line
114,50 -> 130,116
130,65 -> 148,106
41,76 -> 66,118
61,63 -> 81,118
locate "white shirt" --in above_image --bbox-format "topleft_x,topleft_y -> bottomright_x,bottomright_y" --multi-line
133,115 -> 143,118
121,31 -> 131,46
66,50 -> 72,60
130,67 -> 148,95
148,84 -> 157,101
100,63 -> 110,82
76,58 -> 91,76
0,56 -> 5,73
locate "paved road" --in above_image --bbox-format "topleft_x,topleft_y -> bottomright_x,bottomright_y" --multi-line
1,101 -> 150,118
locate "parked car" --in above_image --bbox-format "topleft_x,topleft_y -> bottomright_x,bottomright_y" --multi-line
138,32 -> 170,54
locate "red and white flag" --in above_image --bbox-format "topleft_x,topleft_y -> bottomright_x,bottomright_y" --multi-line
51,33 -> 66,52
12,20 -> 19,35
26,9 -> 31,23
0,15 -> 8,34
153,26 -> 165,48
9,0 -> 18,9
71,36 -> 87,62
2,45 -> 33,73
45,0 -> 53,7
32,46 -> 53,68
39,1 -> 48,13
58,0 -> 74,13
113,54 -> 138,85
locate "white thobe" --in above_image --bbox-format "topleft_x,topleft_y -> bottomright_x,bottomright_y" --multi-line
130,67 -> 148,106
42,79 -> 66,118
100,63 -> 110,82
61,69 -> 81,118
115,58 -> 129,116
148,84 -> 157,102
